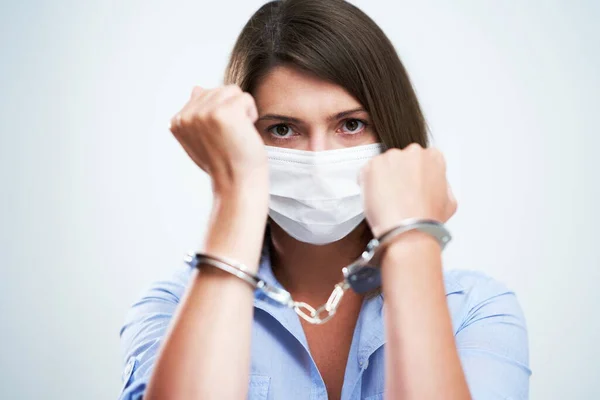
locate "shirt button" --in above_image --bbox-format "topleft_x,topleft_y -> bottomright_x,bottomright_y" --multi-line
123,358 -> 135,382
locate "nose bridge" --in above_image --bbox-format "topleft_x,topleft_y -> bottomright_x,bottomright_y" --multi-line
307,125 -> 336,151
308,131 -> 326,151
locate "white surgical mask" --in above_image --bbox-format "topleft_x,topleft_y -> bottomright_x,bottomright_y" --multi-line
265,143 -> 386,245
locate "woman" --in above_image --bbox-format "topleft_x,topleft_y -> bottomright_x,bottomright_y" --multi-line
119,0 -> 530,399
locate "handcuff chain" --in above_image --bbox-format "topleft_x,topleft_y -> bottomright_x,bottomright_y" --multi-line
292,282 -> 349,325
186,219 -> 450,325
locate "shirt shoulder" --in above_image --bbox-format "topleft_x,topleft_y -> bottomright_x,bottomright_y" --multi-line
443,270 -> 531,398
442,269 -> 527,334
444,268 -> 517,298
136,264 -> 194,302
118,264 -> 195,399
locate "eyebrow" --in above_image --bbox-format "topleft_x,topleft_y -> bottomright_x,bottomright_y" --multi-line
256,107 -> 367,124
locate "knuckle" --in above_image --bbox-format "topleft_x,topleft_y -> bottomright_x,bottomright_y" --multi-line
179,113 -> 192,127
209,106 -> 229,122
385,147 -> 402,161
431,147 -> 446,164
190,85 -> 204,98
231,92 -> 255,111
169,114 -> 179,127
223,84 -> 242,94
385,147 -> 401,158
242,91 -> 255,104
429,146 -> 442,156
229,92 -> 245,104
195,109 -> 208,122
205,109 -> 220,123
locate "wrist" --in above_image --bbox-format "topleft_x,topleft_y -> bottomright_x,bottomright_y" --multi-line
381,230 -> 441,267
212,166 -> 269,200
205,186 -> 269,273
213,185 -> 269,213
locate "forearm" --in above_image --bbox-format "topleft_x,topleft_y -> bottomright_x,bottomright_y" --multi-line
145,188 -> 268,400
382,230 -> 470,400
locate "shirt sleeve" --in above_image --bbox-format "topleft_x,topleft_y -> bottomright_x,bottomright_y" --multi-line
453,272 -> 532,400
117,264 -> 193,400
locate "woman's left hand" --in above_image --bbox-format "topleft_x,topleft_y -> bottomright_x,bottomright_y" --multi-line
358,143 -> 457,238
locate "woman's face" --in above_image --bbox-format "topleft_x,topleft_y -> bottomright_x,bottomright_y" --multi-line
253,65 -> 378,151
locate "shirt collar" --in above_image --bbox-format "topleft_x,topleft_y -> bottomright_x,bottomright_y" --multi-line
251,230 -> 465,366
251,235 -> 312,354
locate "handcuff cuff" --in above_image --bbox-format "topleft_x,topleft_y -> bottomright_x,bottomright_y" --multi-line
184,218 -> 451,325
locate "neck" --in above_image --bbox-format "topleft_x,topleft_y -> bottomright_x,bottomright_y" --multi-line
268,218 -> 373,304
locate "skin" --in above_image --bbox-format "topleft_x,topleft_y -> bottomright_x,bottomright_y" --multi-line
145,64 -> 468,400
252,65 -> 378,303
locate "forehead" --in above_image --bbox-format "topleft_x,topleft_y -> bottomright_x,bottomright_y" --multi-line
253,65 -> 362,112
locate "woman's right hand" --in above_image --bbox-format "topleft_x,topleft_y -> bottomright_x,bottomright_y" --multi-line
169,84 -> 268,196
145,86 -> 268,399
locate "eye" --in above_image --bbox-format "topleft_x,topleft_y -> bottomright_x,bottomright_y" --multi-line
267,124 -> 296,139
341,119 -> 367,134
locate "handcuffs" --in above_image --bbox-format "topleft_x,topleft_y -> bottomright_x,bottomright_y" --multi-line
184,218 -> 451,325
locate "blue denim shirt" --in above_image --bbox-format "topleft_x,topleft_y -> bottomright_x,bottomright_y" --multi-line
118,237 -> 531,399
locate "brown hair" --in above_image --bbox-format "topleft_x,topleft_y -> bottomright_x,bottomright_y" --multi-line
223,0 -> 430,149
225,0 -> 428,300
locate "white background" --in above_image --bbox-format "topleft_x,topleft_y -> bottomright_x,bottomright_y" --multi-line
1,0 -> 598,398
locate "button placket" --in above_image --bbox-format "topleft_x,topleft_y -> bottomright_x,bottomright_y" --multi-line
120,357 -> 137,393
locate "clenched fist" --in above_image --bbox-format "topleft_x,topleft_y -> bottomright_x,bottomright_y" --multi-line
359,143 -> 457,238
169,84 -> 268,196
